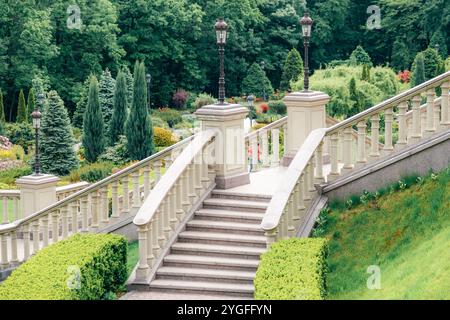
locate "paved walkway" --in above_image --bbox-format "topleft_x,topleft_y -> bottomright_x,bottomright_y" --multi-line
120,291 -> 246,300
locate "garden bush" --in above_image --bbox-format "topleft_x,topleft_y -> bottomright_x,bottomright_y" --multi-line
268,100 -> 287,115
0,166 -> 32,185
254,238 -> 328,300
98,136 -> 130,165
193,93 -> 216,109
4,122 -> 34,153
0,234 -> 127,300
70,162 -> 115,183
153,108 -> 182,128
151,116 -> 169,129
172,89 -> 189,109
154,127 -> 177,147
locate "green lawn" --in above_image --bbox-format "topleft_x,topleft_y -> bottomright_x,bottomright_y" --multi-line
319,168 -> 450,300
127,241 -> 139,276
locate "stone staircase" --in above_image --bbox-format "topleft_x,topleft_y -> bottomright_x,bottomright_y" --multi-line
148,190 -> 271,298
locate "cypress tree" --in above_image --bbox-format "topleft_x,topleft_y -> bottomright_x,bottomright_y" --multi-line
122,65 -> 134,106
412,53 -> 426,86
82,76 -> 105,163
361,64 -> 371,82
0,90 -> 5,122
17,89 -> 27,123
280,48 -> 304,91
109,71 -> 128,145
99,68 -> 116,133
40,90 -> 78,176
27,88 -> 36,124
72,78 -> 90,128
241,63 -> 274,99
126,61 -> 154,160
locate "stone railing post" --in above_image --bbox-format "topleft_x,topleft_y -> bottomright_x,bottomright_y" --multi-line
441,81 -> 450,129
281,91 -> 330,166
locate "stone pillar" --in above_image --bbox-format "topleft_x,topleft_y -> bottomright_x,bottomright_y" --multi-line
281,91 -> 330,166
195,103 -> 250,189
16,174 -> 60,218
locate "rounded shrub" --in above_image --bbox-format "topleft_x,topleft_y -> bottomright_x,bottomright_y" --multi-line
69,162 -> 115,183
268,100 -> 287,115
153,108 -> 182,128
193,93 -> 216,109
153,127 -> 177,147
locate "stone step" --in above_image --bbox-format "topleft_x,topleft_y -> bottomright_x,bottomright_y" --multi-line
170,242 -> 264,259
163,254 -> 260,271
195,209 -> 264,223
202,198 -> 268,213
186,219 -> 264,236
149,279 -> 254,298
178,231 -> 267,248
211,190 -> 271,202
156,266 -> 256,284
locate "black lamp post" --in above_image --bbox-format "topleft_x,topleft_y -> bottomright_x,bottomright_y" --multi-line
146,73 -> 152,111
300,12 -> 313,92
215,18 -> 228,104
32,94 -> 44,176
247,94 -> 254,123
260,61 -> 267,101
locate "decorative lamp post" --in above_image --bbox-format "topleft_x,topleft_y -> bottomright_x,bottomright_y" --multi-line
146,73 -> 152,110
32,94 -> 44,176
215,18 -> 228,104
247,94 -> 254,124
260,61 -> 267,101
300,12 -> 313,91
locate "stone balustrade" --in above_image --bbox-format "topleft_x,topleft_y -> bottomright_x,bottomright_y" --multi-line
133,130 -> 217,283
0,135 -> 195,270
55,182 -> 90,201
261,71 -> 450,247
0,191 -> 20,225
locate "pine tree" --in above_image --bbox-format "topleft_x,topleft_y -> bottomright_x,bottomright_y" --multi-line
412,53 -> 426,86
361,64 -> 371,82
122,65 -> 134,107
0,90 -> 5,123
109,71 -> 128,145
421,48 -> 444,80
72,78 -> 90,128
348,77 -> 362,116
16,89 -> 27,123
83,76 -> 105,163
40,90 -> 78,176
99,68 -> 116,133
280,48 -> 304,91
126,61 -> 154,160
241,63 -> 274,99
27,88 -> 36,124
349,45 -> 373,67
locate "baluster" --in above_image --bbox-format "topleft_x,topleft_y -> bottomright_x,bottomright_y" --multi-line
296,176 -> 307,227
132,172 -> 141,208
175,180 -> 184,222
2,196 -> 7,224
146,219 -> 154,268
135,225 -> 149,282
303,165 -> 312,206
41,216 -> 49,247
342,127 -> 354,174
201,151 -> 210,188
152,210 -> 161,258
181,171 -> 190,214
90,192 -> 99,232
51,211 -> 59,243
287,197 -> 295,238
23,224 -> 30,260
194,155 -> 203,195
424,89 -> 436,137
356,121 -> 367,168
13,197 -> 19,221
261,130 -> 269,167
382,108 -> 394,155
10,231 -> 18,265
70,201 -> 78,234
81,196 -> 89,233
162,199 -> 171,240
32,220 -> 40,254
307,160 -> 316,196
291,181 -> 301,225
154,160 -> 162,184
122,176 -> 130,214
61,206 -> 69,239
441,82 -> 450,129
314,141 -> 325,184
157,208 -> 166,254
169,188 -> 177,234
251,135 -> 258,172
99,187 -> 109,224
280,213 -> 288,240
144,164 -> 151,198
396,101 -> 408,149
434,92 -> 441,132
369,114 -> 380,161
283,124 -> 288,158
328,133 -> 340,182
271,128 -> 280,167
264,229 -> 277,249
111,181 -> 119,220
0,233 -> 8,268
410,96 -> 422,144
188,165 -> 197,204
165,153 -> 173,170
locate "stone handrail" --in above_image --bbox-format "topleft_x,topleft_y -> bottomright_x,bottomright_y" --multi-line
0,135 -> 195,269
56,182 -> 90,200
0,190 -> 20,224
260,71 -> 450,246
133,129 -> 217,282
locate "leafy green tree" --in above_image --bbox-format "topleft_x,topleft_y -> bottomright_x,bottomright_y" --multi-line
280,48 -> 303,91
99,69 -> 116,133
82,76 -> 105,163
412,53 -> 426,86
242,63 -> 274,98
16,90 -> 27,123
429,29 -> 448,58
27,88 -> 36,123
40,90 -> 78,175
349,46 -> 373,67
109,71 -> 128,145
126,61 -> 154,160
391,39 -> 411,71
0,90 -> 5,122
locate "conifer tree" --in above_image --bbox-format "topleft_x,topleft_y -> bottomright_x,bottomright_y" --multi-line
349,45 -> 373,67
412,53 -> 426,86
99,68 -> 116,132
122,65 -> 134,106
242,63 -> 274,99
280,48 -> 304,91
361,64 -> 371,82
16,89 -> 27,123
125,61 -> 154,160
72,78 -> 90,128
27,88 -> 36,124
40,90 -> 78,175
82,76 -> 105,162
0,90 -> 5,123
109,71 -> 128,145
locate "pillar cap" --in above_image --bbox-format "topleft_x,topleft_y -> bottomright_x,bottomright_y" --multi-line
283,90 -> 330,107
16,174 -> 60,187
195,103 -> 248,121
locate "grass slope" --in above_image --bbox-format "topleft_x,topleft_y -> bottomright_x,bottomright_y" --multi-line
321,169 -> 450,300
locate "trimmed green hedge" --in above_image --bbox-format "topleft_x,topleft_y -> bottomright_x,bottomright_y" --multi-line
0,234 -> 127,300
254,238 -> 328,300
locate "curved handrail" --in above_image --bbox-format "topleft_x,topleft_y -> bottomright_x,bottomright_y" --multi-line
134,129 -> 217,226
261,128 -> 327,231
327,71 -> 450,135
0,135 -> 196,233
